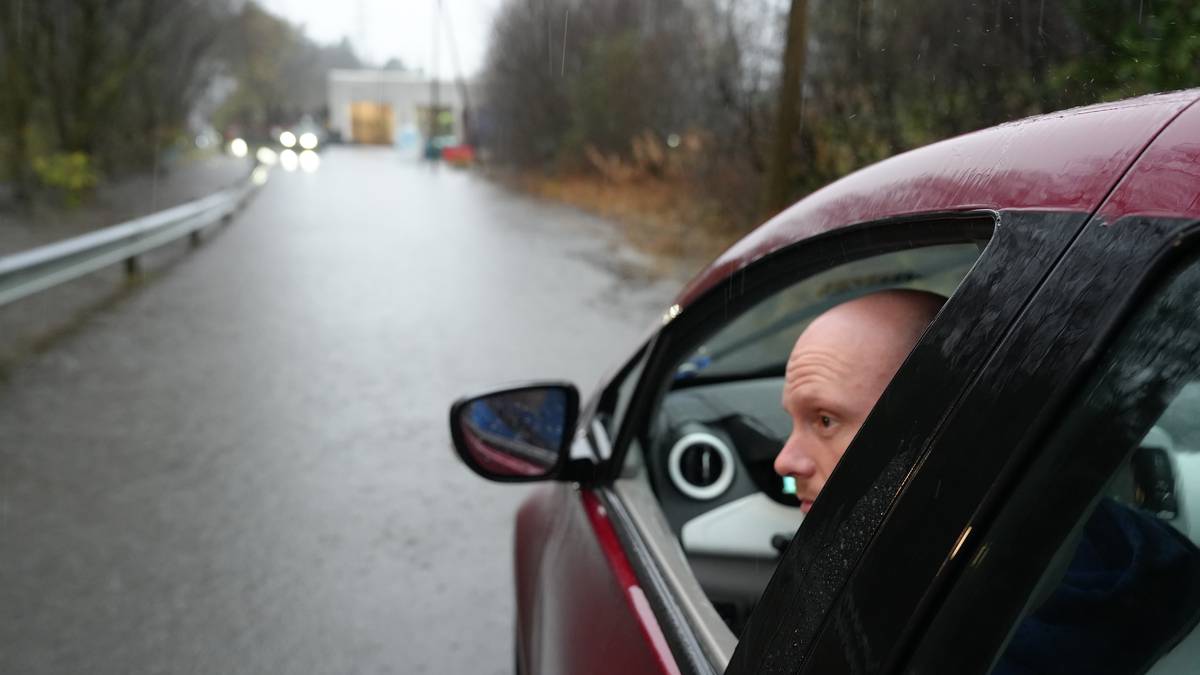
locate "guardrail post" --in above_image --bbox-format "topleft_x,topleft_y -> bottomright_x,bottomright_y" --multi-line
189,230 -> 202,247
124,256 -> 140,277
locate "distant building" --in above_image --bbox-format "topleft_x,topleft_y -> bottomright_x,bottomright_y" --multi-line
326,69 -> 477,146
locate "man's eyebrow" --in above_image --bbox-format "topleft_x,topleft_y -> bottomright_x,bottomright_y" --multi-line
782,386 -> 844,414
804,397 -> 846,414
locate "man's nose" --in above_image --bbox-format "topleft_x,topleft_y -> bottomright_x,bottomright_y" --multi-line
775,437 -> 817,478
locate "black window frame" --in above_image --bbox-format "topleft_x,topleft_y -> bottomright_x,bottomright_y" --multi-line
591,340 -> 655,446
891,216 -> 1200,675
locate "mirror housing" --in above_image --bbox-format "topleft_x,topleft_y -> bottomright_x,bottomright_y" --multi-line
449,382 -> 580,483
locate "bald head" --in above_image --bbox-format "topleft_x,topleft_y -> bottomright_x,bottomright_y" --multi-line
775,289 -> 945,513
798,289 -> 944,381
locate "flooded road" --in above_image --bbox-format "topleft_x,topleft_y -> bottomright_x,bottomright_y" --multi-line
0,148 -> 684,674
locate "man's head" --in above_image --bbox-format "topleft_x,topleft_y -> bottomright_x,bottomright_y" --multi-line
775,289 -> 945,513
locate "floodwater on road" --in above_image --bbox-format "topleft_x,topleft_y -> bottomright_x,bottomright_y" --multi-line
0,147 -> 686,674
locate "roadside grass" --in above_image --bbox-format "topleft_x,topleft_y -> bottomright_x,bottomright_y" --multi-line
498,170 -> 743,279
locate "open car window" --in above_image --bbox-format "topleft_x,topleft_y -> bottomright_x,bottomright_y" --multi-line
609,233 -> 992,669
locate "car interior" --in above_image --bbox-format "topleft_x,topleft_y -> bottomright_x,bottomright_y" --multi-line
995,247 -> 1200,675
1135,388 -> 1200,673
625,243 -> 989,634
1019,385 -> 1200,675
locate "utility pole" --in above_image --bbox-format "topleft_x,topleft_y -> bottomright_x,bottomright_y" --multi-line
438,0 -> 472,146
430,0 -> 441,141
762,0 -> 809,217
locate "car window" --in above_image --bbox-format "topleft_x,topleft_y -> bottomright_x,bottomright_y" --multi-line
610,347 -> 651,437
591,345 -> 652,461
675,244 -> 980,382
618,241 -> 986,641
988,251 -> 1200,675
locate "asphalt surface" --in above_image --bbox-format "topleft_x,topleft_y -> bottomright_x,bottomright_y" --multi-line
0,147 -> 685,674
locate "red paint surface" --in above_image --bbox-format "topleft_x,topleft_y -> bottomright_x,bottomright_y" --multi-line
1097,99 -> 1200,222
514,487 -> 557,673
514,486 -> 679,675
580,490 -> 683,675
441,144 -> 476,165
676,90 -> 1200,309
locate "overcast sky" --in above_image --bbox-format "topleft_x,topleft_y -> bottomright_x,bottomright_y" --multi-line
256,0 -> 504,77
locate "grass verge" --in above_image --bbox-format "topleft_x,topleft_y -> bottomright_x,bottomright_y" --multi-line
496,170 -> 743,278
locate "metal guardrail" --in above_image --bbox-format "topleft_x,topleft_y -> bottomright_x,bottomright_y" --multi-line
0,167 -> 266,307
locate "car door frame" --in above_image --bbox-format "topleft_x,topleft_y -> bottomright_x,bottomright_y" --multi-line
586,208 -> 1093,675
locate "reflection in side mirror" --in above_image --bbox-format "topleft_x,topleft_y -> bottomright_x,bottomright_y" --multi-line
449,383 -> 579,482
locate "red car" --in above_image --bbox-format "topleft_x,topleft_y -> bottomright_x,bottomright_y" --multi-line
450,91 -> 1200,675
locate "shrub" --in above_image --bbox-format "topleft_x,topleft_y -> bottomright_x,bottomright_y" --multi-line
31,152 -> 99,205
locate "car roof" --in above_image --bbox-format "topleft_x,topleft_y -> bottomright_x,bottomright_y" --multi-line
676,89 -> 1200,309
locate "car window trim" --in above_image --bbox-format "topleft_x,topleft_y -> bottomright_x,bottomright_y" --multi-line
590,340 -> 654,451
608,474 -> 740,668
598,484 -> 723,675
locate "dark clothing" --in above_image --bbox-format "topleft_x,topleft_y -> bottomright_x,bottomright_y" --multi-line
995,499 -> 1200,675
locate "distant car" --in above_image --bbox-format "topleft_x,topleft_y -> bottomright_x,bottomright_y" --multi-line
450,91 -> 1200,675
440,143 -> 476,166
424,134 -> 459,160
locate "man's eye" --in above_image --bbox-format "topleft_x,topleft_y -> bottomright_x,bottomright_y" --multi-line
818,414 -> 834,429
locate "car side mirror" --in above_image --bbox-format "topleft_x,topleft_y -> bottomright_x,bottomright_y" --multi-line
449,382 -> 580,482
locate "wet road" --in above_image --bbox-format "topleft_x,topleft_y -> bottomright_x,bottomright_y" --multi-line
0,148 -> 683,674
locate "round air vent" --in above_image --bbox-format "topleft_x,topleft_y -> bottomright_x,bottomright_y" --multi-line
667,431 -> 735,501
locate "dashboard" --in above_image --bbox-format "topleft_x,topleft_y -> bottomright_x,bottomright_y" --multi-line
645,377 -> 804,630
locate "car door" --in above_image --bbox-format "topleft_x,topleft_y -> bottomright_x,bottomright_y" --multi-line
724,101 -> 1200,674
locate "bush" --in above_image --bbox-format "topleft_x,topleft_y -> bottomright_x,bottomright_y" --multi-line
31,152 -> 99,205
